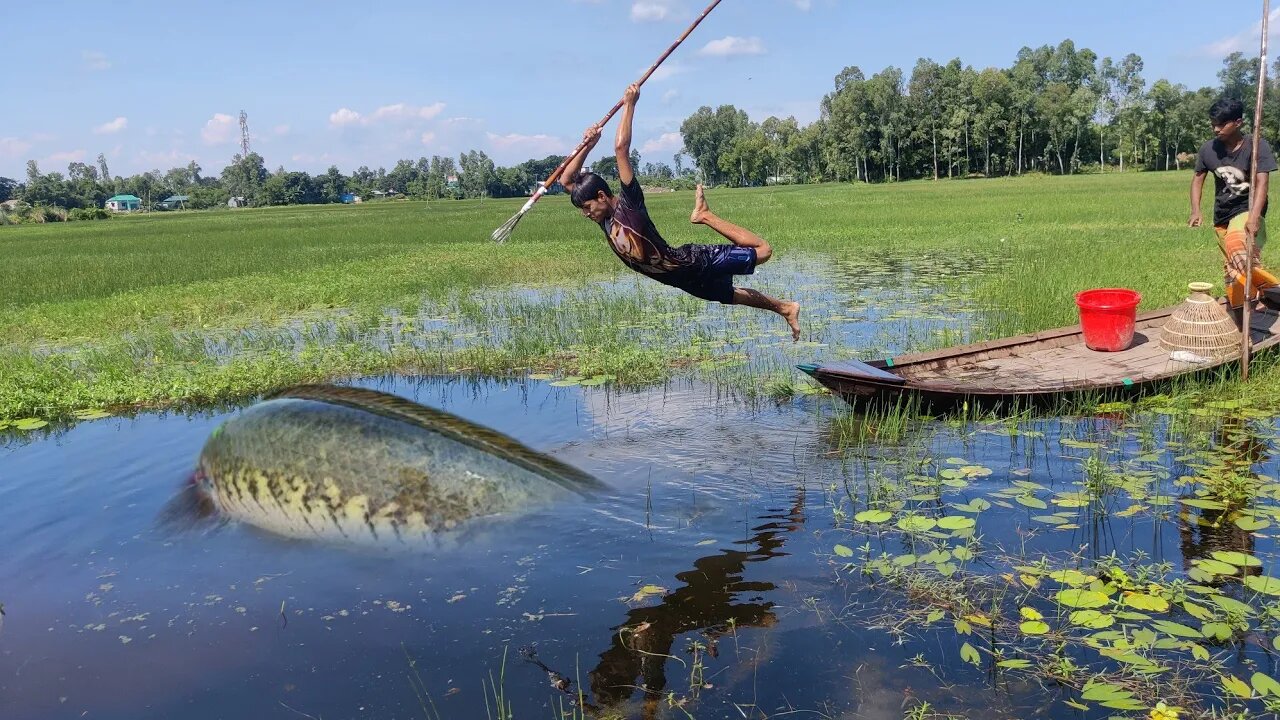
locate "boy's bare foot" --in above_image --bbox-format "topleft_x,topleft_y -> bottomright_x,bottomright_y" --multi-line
781,301 -> 801,341
690,184 -> 710,224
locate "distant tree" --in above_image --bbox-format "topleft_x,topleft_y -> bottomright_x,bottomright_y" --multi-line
96,154 -> 111,187
220,152 -> 268,204
591,154 -> 619,179
318,165 -> 348,203
680,105 -> 750,184
0,177 -> 17,202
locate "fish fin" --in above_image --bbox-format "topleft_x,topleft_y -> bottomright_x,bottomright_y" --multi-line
154,480 -> 219,537
268,384 -> 608,495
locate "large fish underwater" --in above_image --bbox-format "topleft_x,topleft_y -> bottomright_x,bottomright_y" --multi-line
165,384 -> 607,547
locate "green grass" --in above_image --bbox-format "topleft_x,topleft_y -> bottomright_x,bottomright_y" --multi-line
1,172 -> 1277,421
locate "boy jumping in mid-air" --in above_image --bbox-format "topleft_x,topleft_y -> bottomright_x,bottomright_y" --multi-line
560,83 -> 801,340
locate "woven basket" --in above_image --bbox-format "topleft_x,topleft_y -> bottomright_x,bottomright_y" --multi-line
1158,282 -> 1241,360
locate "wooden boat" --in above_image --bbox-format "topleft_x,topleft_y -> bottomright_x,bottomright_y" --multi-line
798,303 -> 1280,411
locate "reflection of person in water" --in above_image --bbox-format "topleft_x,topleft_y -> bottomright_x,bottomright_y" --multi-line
585,488 -> 806,717
1177,414 -> 1269,575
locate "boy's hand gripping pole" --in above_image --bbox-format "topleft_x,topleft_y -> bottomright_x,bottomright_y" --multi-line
491,0 -> 724,243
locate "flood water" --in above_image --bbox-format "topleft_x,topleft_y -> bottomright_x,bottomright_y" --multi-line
5,253 -> 1280,719
4,372 -> 1280,720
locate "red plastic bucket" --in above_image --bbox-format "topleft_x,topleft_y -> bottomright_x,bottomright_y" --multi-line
1075,288 -> 1141,352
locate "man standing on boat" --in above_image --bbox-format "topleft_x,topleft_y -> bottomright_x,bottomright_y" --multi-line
1188,96 -> 1280,310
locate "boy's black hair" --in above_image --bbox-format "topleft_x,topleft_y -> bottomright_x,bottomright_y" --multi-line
570,171 -> 613,208
1209,97 -> 1245,124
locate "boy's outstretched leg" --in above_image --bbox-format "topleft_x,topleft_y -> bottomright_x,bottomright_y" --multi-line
733,287 -> 801,341
691,185 -> 773,264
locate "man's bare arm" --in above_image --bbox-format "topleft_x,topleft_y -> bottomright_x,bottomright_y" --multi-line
616,83 -> 639,187
1189,171 -> 1207,227
561,125 -> 603,194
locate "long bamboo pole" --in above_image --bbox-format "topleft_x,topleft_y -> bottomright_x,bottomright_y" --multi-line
1243,0 -> 1271,379
491,0 -> 725,243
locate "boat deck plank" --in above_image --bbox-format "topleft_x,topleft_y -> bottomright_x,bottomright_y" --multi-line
806,304 -> 1280,405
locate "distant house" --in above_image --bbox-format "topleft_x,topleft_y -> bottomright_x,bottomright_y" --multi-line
105,194 -> 142,212
156,194 -> 189,210
339,193 -> 362,204
228,196 -> 247,208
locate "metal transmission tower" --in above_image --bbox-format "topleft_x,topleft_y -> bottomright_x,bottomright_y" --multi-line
239,110 -> 251,158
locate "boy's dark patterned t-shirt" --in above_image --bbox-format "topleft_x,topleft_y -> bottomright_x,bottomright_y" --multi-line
1196,136 -> 1279,225
598,179 -> 698,283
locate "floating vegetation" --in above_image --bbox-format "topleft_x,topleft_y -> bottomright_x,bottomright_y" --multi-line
825,402 -> 1280,718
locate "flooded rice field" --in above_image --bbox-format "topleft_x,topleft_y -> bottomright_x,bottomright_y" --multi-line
5,254 -> 1280,719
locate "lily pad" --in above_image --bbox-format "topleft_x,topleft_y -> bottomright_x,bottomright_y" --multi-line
1193,558 -> 1240,576
1211,550 -> 1261,567
1235,516 -> 1271,532
936,516 -> 976,530
13,418 -> 47,431
1252,672 -> 1280,698
1123,593 -> 1169,612
896,515 -> 937,533
1244,575 -> 1280,596
1180,497 -> 1227,510
1223,675 -> 1253,698
1069,610 -> 1114,629
854,509 -> 893,524
1056,589 -> 1109,609
1015,495 -> 1048,510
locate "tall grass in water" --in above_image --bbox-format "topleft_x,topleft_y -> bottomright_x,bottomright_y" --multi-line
6,172 -> 1280,419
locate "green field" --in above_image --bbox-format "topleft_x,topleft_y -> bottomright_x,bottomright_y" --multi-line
1,172 -> 1275,421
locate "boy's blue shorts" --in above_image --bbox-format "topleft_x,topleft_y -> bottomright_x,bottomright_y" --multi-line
667,244 -> 757,305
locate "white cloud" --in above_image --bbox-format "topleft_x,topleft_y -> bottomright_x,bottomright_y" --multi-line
274,124 -> 290,136
82,50 -> 110,71
699,36 -> 766,57
640,132 -> 683,155
790,0 -> 811,9
486,132 -> 564,155
0,137 -> 32,157
443,116 -> 481,126
631,2 -> 669,22
372,102 -> 447,122
201,113 -> 238,145
1201,9 -> 1280,56
421,131 -> 437,145
329,108 -> 362,127
330,102 -> 446,127
662,89 -> 680,104
44,150 -> 87,165
93,117 -> 128,135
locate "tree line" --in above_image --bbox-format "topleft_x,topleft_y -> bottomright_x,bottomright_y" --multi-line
2,40 -> 1276,219
680,42 -> 1280,185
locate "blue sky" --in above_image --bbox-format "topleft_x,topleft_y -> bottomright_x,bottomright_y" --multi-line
1,1 -> 1273,179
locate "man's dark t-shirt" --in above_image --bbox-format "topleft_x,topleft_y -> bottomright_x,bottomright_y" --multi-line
1196,136 -> 1278,225
597,178 -> 698,284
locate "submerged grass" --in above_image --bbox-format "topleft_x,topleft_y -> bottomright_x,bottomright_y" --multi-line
4,171 -> 1280,421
